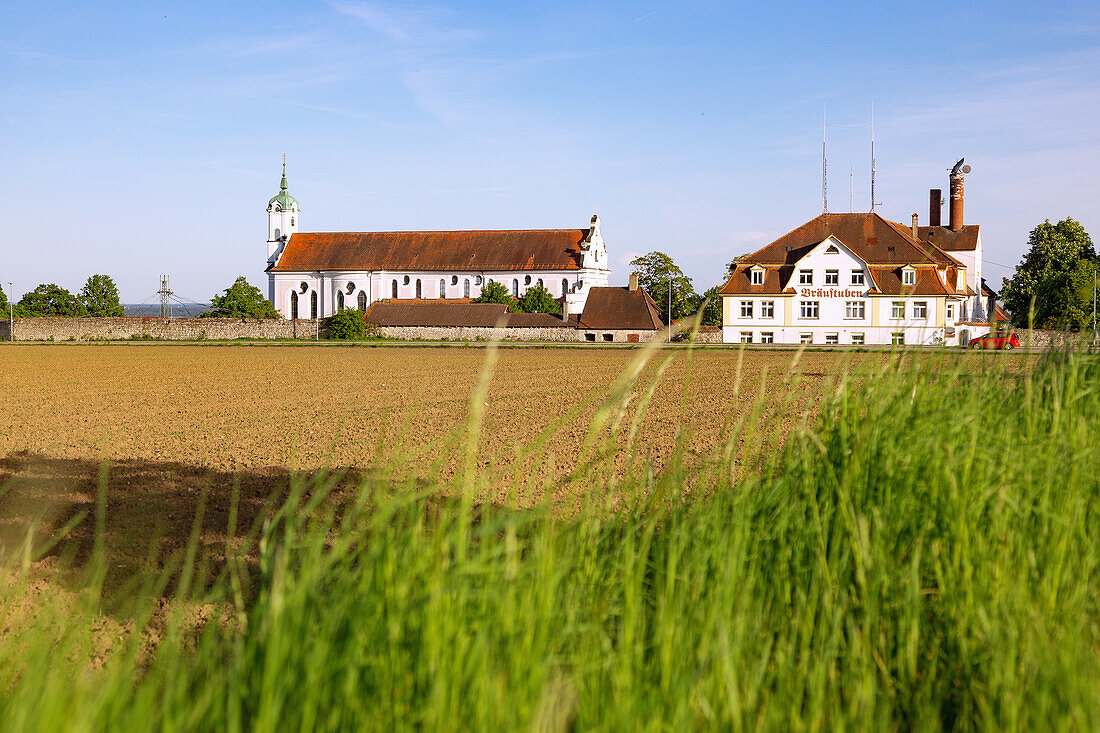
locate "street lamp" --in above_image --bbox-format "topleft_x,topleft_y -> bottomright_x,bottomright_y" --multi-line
7,282 -> 12,342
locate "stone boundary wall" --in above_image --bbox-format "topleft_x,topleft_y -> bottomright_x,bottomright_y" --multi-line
0,317 -> 318,341
375,326 -> 668,343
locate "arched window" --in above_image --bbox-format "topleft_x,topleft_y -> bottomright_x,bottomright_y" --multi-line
337,291 -> 344,310
274,228 -> 281,241
463,279 -> 471,298
310,291 -> 318,319
415,279 -> 422,298
392,280 -> 398,298
357,291 -> 367,310
562,278 -> 569,295
537,278 -> 543,288
439,279 -> 446,299
290,290 -> 298,319
512,279 -> 519,296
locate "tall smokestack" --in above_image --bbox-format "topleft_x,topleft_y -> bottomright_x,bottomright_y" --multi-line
929,189 -> 942,227
949,159 -> 968,231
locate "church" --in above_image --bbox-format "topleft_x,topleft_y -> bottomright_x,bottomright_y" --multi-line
264,164 -> 611,319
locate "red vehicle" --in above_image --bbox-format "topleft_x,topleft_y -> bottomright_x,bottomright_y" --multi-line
969,331 -> 1020,350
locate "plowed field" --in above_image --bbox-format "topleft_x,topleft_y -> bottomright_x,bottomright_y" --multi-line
0,344 -> 1030,587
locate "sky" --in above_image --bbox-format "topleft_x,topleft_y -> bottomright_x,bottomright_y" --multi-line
2,0 -> 1099,304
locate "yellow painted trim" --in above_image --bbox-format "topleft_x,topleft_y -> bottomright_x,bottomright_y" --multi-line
722,295 -> 731,326
783,297 -> 793,326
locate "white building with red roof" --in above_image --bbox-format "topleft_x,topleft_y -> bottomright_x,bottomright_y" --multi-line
263,164 -> 611,319
719,162 -> 994,346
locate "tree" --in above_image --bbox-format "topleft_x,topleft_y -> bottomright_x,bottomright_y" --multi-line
0,283 -> 9,316
516,284 -> 562,314
629,251 -> 699,322
1000,218 -> 1096,329
473,281 -> 517,309
202,276 -> 281,318
698,285 -> 723,326
14,284 -> 87,317
325,307 -> 366,339
725,253 -> 750,279
80,274 -> 124,316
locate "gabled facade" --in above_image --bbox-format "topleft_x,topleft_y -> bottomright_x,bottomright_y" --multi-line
719,213 -> 988,346
263,166 -> 611,319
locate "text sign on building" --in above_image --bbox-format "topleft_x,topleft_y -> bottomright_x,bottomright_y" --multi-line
799,288 -> 868,298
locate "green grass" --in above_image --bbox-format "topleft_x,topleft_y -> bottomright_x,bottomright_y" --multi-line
1,346 -> 1098,730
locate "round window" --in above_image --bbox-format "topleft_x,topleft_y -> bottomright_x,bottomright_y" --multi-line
475,275 -> 483,286
299,282 -> 308,294
525,275 -> 532,285
451,275 -> 458,286
346,282 -> 355,294
403,275 -> 410,286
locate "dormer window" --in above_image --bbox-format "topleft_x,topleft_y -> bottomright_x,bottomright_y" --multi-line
902,268 -> 916,287
824,244 -> 839,254
750,268 -> 764,286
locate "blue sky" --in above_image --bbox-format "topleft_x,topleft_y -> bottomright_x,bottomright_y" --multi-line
2,0 -> 1098,303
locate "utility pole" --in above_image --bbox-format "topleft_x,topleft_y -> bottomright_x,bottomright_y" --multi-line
158,275 -> 172,319
668,271 -> 672,343
1093,267 -> 1097,346
7,281 -> 12,342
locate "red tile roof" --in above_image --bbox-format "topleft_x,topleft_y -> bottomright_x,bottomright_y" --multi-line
270,229 -> 589,273
578,286 -> 664,330
719,213 -> 969,297
918,225 -> 980,252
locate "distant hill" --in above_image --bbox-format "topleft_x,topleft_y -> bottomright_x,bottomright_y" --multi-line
123,303 -> 211,318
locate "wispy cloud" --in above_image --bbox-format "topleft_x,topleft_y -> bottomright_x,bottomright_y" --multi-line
326,1 -> 482,45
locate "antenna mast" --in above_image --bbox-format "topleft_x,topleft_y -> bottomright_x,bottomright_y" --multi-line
822,104 -> 828,214
870,102 -> 880,212
850,166 -> 853,213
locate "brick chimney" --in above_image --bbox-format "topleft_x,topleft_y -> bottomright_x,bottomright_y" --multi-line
929,189 -> 942,227
911,213 -> 919,240
629,272 -> 639,292
949,159 -> 966,231
562,297 -> 570,322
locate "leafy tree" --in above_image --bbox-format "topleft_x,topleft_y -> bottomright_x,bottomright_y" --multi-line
629,251 -> 699,322
325,307 -> 366,339
80,274 -> 124,316
1000,218 -> 1096,329
725,253 -> 750,279
202,276 -> 281,318
698,285 -> 723,326
0,283 -> 9,316
473,281 -> 517,310
14,284 -> 87,317
516,284 -> 562,314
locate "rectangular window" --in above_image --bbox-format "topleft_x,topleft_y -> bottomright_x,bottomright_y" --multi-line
851,269 -> 865,286
824,269 -> 839,285
913,301 -> 928,319
799,269 -> 813,285
892,332 -> 905,345
891,301 -> 905,319
800,333 -> 813,344
903,269 -> 916,286
851,333 -> 865,345
739,331 -> 753,344
760,301 -> 775,318
844,301 -> 865,319
799,301 -> 819,319
825,333 -> 839,345
760,332 -> 774,344
740,300 -> 753,318
946,304 -> 955,319
750,269 -> 764,285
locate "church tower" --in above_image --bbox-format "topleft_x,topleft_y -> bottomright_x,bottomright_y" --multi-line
266,160 -> 299,266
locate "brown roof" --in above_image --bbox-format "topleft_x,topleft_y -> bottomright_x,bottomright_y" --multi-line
363,301 -> 567,328
918,225 -> 980,252
270,229 -> 589,273
578,286 -> 664,330
740,213 -> 958,267
719,213 -> 969,296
